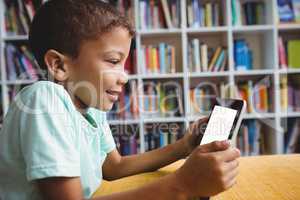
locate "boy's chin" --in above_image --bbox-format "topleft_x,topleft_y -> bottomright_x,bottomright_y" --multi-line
95,102 -> 114,111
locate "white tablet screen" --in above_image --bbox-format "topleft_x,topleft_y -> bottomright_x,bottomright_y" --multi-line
200,105 -> 238,145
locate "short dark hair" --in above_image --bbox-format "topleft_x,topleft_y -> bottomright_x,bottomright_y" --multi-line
29,0 -> 135,72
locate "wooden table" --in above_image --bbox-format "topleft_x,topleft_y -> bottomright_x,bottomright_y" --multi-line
93,155 -> 300,200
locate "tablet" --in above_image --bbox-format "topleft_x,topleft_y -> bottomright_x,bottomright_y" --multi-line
200,98 -> 247,145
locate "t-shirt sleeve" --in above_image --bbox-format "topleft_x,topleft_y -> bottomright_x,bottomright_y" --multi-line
18,83 -> 80,181
100,121 -> 116,154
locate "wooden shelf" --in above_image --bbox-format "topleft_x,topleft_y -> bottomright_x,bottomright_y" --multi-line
2,35 -> 28,41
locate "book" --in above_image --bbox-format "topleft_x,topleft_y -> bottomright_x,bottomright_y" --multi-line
124,48 -> 137,75
213,3 -> 220,26
213,49 -> 226,72
278,37 -> 288,69
232,1 -> 265,25
234,39 -> 253,70
187,1 -> 193,27
108,80 -> 140,120
187,0 -> 222,27
288,40 -> 300,68
188,39 -> 227,73
142,43 -> 177,74
115,133 -> 139,155
160,0 -> 173,28
3,0 -> 43,35
170,46 -> 176,73
208,47 -> 222,71
201,44 -> 208,71
281,76 -> 288,111
277,0 -> 295,22
192,39 -> 201,72
237,120 -> 263,156
292,0 -> 300,22
5,44 -> 18,81
189,83 -> 229,115
237,79 -> 271,113
205,3 -> 213,27
142,81 -> 183,118
280,76 -> 300,112
284,119 -> 300,153
4,44 -> 39,81
139,0 -> 180,29
144,123 -> 183,151
232,0 -> 242,26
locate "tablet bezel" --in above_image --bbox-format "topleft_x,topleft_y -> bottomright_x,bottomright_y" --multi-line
206,98 -> 247,142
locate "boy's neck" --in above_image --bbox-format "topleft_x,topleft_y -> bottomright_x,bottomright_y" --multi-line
61,82 -> 89,114
73,95 -> 89,114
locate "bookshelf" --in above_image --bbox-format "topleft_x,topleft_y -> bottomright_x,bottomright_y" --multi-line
1,0 -> 300,156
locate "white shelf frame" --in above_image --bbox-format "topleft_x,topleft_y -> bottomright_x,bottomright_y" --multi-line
1,0 -> 300,154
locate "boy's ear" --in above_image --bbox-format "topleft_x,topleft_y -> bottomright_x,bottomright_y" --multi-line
44,49 -> 72,81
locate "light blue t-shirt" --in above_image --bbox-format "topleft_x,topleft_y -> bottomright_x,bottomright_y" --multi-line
0,81 -> 116,200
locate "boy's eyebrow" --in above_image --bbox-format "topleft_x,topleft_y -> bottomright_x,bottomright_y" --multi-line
104,50 -> 125,58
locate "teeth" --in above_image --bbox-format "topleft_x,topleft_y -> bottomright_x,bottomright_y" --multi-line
107,90 -> 119,95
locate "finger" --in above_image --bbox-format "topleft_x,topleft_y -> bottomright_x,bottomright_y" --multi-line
224,177 -> 238,190
224,168 -> 239,187
222,160 -> 239,174
194,117 -> 209,136
189,117 -> 209,135
196,116 -> 209,125
213,147 -> 240,162
198,140 -> 230,153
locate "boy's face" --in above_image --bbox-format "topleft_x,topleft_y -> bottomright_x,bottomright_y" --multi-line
67,27 -> 131,111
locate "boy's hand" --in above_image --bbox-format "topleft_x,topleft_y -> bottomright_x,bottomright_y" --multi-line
174,141 -> 240,197
180,117 -> 209,157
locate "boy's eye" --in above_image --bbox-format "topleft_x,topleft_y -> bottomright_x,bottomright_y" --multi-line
107,59 -> 120,65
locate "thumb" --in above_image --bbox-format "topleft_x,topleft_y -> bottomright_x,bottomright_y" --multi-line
197,140 -> 230,153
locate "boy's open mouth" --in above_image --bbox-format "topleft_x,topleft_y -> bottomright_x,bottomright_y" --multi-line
106,90 -> 121,101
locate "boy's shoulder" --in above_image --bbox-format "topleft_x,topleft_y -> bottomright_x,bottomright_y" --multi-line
14,81 -> 75,113
19,81 -> 65,96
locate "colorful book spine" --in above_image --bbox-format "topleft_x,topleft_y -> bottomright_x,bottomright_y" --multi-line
140,0 -> 180,29
208,47 -> 222,71
108,80 -> 140,120
142,82 -> 183,117
280,76 -> 300,112
189,83 -> 229,115
234,39 -> 253,70
5,44 -> 39,81
288,40 -> 300,68
124,48 -> 137,75
4,0 -> 43,35
144,124 -> 183,151
278,37 -> 288,69
116,134 -> 139,156
277,0 -> 295,22
192,39 -> 201,72
142,43 -> 177,74
188,40 -> 227,73
213,49 -> 226,72
187,0 -> 222,27
292,0 -> 300,22
232,1 -> 265,25
201,44 -> 208,71
237,80 -> 271,113
284,119 -> 300,153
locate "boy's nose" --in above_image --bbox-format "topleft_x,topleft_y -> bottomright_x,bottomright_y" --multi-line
117,71 -> 128,85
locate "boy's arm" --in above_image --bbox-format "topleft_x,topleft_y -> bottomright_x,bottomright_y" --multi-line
36,173 -> 186,200
102,139 -> 187,180
103,118 -> 208,180
36,141 -> 240,200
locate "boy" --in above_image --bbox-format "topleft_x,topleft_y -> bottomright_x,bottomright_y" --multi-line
0,1 -> 240,200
